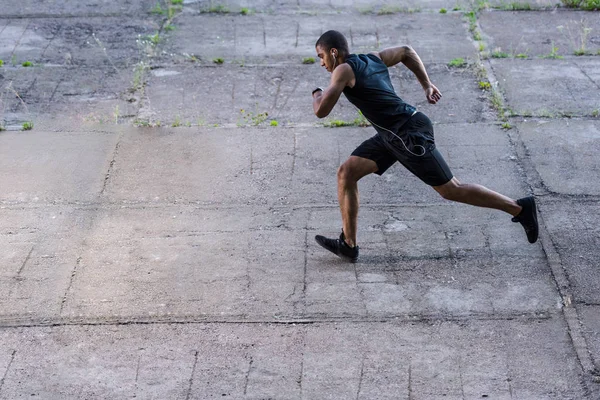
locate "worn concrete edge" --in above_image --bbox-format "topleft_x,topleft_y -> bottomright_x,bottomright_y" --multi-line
0,310 -> 555,329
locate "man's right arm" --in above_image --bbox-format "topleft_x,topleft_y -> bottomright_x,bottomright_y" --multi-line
371,46 -> 442,105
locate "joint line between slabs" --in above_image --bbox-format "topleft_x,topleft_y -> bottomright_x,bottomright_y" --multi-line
538,211 -> 598,374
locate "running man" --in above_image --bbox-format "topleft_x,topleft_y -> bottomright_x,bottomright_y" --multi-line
311,30 -> 538,262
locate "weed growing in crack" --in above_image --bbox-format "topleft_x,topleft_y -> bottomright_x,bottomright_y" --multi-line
132,62 -> 148,94
172,115 -> 181,127
478,81 -> 492,90
302,57 -> 316,64
0,60 -> 3,67
212,58 -> 224,64
202,5 -> 230,13
377,6 -> 420,14
323,111 -> 369,128
448,57 -> 466,67
501,2 -> 532,10
581,0 -> 600,10
558,20 -> 593,56
502,122 -> 512,130
542,42 -> 563,59
150,2 -> 165,14
491,48 -> 510,58
22,121 -> 33,131
240,108 -> 269,126
22,61 -> 33,67
440,8 -> 447,13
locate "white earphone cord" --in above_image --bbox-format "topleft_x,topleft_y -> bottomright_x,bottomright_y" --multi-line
363,114 -> 426,157
331,50 -> 423,157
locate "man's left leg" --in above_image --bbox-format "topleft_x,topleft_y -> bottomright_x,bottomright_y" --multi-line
433,177 -> 538,243
433,177 -> 521,216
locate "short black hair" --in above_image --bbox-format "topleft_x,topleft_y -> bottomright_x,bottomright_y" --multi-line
315,30 -> 349,56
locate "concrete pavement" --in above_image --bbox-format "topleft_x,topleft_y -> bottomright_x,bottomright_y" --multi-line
1,1 -> 600,398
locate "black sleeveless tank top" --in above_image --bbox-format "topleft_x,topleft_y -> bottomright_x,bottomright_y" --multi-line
343,53 -> 416,132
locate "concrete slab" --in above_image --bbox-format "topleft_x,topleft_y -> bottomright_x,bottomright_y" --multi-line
2,0 -> 600,396
517,119 -> 600,195
0,130 -> 117,202
103,124 -> 528,207
0,206 -> 89,319
479,10 -> 600,58
2,0 -> 159,18
0,319 -> 586,399
0,65 -> 137,127
540,198 -> 600,304
161,12 -> 474,64
143,64 -> 490,126
491,58 -> 600,117
0,17 -> 158,67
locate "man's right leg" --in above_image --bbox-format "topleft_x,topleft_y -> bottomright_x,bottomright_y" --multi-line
337,155 -> 378,247
315,155 -> 378,262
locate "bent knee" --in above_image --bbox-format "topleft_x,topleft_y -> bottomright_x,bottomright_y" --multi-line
436,181 -> 462,200
337,163 -> 354,183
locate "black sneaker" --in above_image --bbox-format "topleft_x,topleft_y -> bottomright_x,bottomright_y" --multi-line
511,196 -> 539,244
315,231 -> 359,262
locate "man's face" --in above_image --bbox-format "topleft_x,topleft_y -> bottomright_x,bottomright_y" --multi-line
316,45 -> 335,73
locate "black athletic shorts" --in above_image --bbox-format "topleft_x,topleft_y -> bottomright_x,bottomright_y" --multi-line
351,112 -> 453,186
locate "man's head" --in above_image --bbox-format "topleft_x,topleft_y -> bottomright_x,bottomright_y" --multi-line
315,30 -> 349,72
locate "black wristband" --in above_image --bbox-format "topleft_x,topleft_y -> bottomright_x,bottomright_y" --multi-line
312,87 -> 324,95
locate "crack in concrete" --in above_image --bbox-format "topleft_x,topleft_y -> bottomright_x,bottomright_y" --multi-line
0,311 -> 554,330
16,245 -> 34,276
134,353 -> 142,396
185,350 -> 199,400
0,350 -> 16,394
59,256 -> 82,314
574,60 -> 600,92
243,356 -> 254,395
407,360 -> 413,400
356,356 -> 365,400
101,130 -> 124,195
291,131 -> 297,177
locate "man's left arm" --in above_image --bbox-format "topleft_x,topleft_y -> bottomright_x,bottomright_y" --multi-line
312,64 -> 354,118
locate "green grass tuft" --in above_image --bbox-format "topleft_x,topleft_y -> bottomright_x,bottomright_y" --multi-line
22,61 -> 33,67
204,5 -> 229,13
542,42 -> 563,59
503,2 -> 532,10
0,59 -> 3,67
22,121 -> 34,131
439,8 -> 447,13
491,49 -> 510,58
448,57 -> 466,67
270,120 -> 278,127
302,57 -> 316,64
150,2 -> 165,14
478,81 -> 492,90
212,58 -> 224,64
581,0 -> 600,10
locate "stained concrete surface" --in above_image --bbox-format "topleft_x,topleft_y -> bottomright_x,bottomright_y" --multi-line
1,1 -> 600,399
